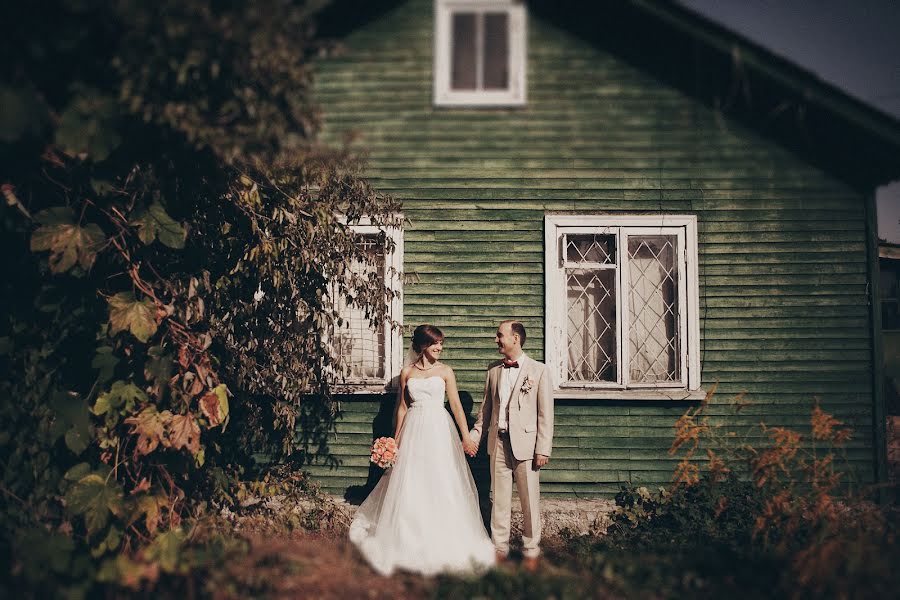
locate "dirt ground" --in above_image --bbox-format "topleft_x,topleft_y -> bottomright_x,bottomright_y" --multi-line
207,531 -> 595,600
208,532 -> 428,599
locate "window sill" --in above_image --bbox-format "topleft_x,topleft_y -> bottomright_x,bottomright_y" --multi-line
433,96 -> 527,108
333,382 -> 393,395
553,388 -> 708,401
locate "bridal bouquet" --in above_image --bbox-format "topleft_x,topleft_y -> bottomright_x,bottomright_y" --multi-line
370,436 -> 398,469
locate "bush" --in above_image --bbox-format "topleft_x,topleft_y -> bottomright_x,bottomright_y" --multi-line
549,391 -> 900,599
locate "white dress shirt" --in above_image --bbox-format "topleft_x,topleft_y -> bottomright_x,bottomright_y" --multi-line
498,354 -> 525,431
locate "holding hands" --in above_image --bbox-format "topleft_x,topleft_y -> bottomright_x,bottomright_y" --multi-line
462,437 -> 478,457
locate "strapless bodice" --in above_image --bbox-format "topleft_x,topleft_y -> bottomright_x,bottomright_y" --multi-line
406,376 -> 446,409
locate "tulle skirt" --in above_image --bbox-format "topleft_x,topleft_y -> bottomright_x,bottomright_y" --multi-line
348,404 -> 496,576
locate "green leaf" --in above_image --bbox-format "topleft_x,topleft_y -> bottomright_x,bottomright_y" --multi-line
65,474 -> 124,535
50,390 -> 93,455
108,292 -> 157,343
145,529 -> 185,573
90,178 -> 116,196
91,346 -> 119,384
64,463 -> 91,482
131,201 -> 187,249
30,208 -> 106,274
0,85 -> 48,143
17,527 -> 75,582
91,525 -> 122,558
145,345 -> 174,398
54,91 -> 122,161
93,380 -> 147,416
65,425 -> 92,455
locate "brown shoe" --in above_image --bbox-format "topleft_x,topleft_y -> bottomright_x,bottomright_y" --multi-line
522,556 -> 540,572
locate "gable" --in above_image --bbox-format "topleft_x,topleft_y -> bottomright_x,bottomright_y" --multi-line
317,0 -> 900,189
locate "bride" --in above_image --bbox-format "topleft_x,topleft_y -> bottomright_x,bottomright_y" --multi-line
348,324 -> 496,576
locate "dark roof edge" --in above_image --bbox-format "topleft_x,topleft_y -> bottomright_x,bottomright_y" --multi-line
633,0 -> 900,150
881,243 -> 900,260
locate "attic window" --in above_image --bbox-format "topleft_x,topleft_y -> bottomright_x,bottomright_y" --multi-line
434,0 -> 526,106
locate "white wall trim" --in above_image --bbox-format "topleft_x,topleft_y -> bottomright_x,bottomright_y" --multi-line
433,0 -> 527,107
335,220 -> 404,393
544,214 -> 702,399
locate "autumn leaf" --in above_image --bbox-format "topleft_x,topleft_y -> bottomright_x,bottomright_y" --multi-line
65,474 -> 124,535
108,292 -> 157,343
130,478 -> 151,495
166,413 -> 200,454
180,371 -> 204,397
123,407 -> 171,455
199,384 -> 229,427
133,493 -> 166,534
30,207 -> 106,274
131,201 -> 187,249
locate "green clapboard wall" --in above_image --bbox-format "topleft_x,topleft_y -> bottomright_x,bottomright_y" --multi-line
302,0 -> 875,497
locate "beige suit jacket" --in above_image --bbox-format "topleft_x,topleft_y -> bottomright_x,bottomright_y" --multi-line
470,355 -> 554,461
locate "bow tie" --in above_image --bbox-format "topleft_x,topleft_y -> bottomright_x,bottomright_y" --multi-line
501,360 -> 519,368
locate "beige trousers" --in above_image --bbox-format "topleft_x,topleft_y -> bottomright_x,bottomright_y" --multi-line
490,433 -> 541,558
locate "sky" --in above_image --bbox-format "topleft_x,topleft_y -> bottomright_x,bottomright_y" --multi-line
677,0 -> 900,244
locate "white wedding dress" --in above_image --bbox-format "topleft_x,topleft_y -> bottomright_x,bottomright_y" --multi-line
348,376 -> 496,576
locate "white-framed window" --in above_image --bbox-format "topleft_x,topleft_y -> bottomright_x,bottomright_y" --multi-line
433,0 -> 527,107
545,215 -> 701,397
334,222 -> 404,391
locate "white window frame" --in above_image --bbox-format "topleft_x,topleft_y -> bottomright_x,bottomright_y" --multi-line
544,214 -> 702,400
433,0 -> 527,107
335,221 -> 404,392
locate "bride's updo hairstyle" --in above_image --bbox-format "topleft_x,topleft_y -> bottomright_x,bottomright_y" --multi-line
412,324 -> 444,354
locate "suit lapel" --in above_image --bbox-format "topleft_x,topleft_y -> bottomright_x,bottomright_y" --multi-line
510,355 -> 530,408
491,365 -> 502,417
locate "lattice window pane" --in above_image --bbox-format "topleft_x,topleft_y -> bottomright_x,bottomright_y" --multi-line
566,268 -> 617,382
566,234 -> 616,264
627,235 -> 680,383
335,235 -> 386,380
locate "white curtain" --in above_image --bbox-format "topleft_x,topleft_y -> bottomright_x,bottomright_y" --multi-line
335,303 -> 385,380
335,235 -> 386,381
566,269 -> 616,382
627,236 -> 678,383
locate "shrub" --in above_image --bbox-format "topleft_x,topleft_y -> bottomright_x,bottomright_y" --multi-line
0,1 -> 398,596
576,388 -> 900,599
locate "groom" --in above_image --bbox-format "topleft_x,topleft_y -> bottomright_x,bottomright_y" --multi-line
467,320 -> 554,570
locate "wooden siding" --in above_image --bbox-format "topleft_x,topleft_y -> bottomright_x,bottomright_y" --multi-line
304,0 -> 875,496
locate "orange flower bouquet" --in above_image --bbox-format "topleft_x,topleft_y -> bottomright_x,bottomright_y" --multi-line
370,436 -> 399,469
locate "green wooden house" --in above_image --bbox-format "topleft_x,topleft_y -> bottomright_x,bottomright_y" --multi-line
305,0 -> 900,498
